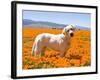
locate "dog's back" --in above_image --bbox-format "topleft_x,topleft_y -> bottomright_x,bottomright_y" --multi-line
31,33 -> 52,55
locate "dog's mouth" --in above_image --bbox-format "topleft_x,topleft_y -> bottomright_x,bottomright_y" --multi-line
70,33 -> 74,37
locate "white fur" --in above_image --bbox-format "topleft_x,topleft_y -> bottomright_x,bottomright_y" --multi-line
32,25 -> 75,57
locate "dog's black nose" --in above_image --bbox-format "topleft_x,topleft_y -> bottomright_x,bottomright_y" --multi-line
70,33 -> 74,37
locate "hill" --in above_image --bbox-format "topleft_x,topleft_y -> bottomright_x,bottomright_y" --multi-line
23,19 -> 90,30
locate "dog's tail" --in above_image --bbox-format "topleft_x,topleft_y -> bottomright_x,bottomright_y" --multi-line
31,43 -> 35,56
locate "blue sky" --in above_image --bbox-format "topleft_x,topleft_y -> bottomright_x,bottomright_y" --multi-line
23,10 -> 91,28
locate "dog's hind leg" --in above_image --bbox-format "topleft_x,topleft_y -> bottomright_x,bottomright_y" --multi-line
34,41 -> 43,57
31,42 -> 41,57
41,46 -> 46,56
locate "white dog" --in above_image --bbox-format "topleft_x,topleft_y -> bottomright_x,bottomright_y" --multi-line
32,25 -> 75,57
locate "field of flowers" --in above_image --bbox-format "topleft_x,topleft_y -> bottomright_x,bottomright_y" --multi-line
22,27 -> 91,69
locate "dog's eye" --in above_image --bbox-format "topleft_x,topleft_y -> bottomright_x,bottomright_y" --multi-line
70,28 -> 73,30
71,28 -> 75,31
67,30 -> 69,32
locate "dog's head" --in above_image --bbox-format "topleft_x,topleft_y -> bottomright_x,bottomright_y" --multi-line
62,25 -> 76,37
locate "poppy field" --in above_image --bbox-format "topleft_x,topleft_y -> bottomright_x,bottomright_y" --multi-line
22,27 -> 91,69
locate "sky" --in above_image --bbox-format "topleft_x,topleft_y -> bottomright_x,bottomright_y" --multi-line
23,10 -> 91,28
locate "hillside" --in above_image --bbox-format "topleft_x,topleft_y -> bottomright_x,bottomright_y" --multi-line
23,19 -> 90,30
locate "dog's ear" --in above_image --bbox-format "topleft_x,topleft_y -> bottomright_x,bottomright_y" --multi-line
62,28 -> 67,35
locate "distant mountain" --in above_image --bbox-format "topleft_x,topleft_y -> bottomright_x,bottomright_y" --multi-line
23,19 -> 66,29
76,25 -> 90,30
23,19 -> 34,25
23,19 -> 90,30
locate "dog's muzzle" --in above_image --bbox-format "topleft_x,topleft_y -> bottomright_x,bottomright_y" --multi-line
70,33 -> 74,37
